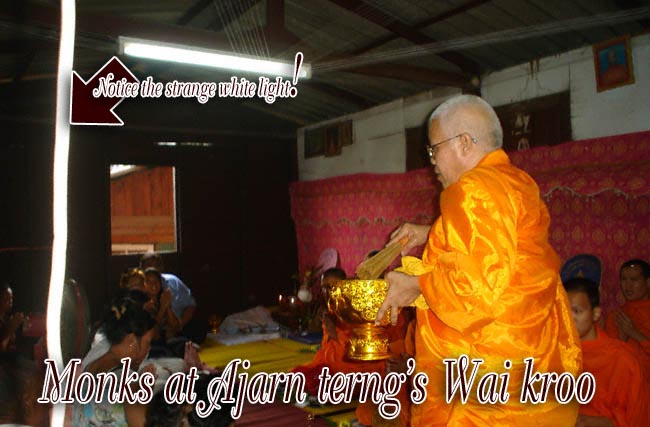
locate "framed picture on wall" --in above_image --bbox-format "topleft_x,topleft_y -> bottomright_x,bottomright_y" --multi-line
494,92 -> 571,152
593,35 -> 635,92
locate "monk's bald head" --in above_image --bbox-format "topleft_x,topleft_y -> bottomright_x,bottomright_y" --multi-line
428,95 -> 503,151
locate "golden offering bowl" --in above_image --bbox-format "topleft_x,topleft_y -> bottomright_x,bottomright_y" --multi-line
325,279 -> 391,361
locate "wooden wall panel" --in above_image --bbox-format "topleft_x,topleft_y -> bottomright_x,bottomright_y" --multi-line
110,166 -> 174,216
110,166 -> 175,245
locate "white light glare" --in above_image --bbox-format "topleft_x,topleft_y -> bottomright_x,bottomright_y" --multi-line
50,0 -> 75,426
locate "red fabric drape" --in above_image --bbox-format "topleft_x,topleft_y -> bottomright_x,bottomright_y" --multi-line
290,131 -> 650,315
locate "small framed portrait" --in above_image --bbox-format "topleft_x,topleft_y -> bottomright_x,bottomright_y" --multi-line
593,35 -> 635,92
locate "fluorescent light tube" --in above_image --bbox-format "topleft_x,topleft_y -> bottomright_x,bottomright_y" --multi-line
118,36 -> 311,79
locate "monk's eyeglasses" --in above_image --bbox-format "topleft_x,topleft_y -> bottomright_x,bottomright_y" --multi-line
426,133 -> 478,159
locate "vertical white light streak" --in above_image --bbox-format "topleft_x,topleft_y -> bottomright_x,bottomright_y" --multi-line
48,0 -> 75,425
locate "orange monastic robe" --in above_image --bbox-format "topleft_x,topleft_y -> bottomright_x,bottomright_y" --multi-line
605,299 -> 650,365
406,149 -> 582,427
581,327 -> 650,427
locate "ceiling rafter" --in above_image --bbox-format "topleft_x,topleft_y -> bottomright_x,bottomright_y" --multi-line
612,0 -> 649,29
303,81 -> 374,109
12,50 -> 37,83
326,0 -> 481,74
265,2 -> 474,87
209,0 -> 261,32
352,0 -> 493,54
176,0 -> 212,26
264,0 -> 375,109
347,63 -> 474,89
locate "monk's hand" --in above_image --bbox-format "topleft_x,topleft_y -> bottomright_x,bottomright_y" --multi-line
615,311 -> 647,342
388,223 -> 431,256
375,271 -> 421,325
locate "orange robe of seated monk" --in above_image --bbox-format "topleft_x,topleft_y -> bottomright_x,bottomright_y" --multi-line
580,326 -> 650,427
405,149 -> 582,427
605,299 -> 650,367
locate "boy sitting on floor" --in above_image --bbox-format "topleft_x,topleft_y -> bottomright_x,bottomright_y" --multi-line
605,259 -> 650,363
564,277 -> 650,427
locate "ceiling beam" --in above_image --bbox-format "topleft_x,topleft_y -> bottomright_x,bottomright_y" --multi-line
264,0 -> 303,54
176,0 -> 212,26
264,0 -> 375,110
326,0 -> 480,74
265,0 -> 474,90
303,81 -> 374,109
0,39 -> 54,54
12,50 -> 37,82
347,64 -> 474,89
613,0 -> 650,29
210,0 -> 260,32
243,103 -> 307,125
352,0 -> 492,55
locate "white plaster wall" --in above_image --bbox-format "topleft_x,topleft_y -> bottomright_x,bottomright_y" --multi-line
482,34 -> 650,140
297,87 -> 460,181
298,34 -> 649,181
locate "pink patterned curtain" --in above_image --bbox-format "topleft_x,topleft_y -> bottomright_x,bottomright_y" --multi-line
290,131 -> 650,315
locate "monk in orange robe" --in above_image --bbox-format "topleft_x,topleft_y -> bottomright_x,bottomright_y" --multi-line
565,277 -> 650,426
605,260 -> 650,363
376,95 -> 581,427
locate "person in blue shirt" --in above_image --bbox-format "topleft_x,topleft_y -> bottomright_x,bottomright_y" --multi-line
140,252 -> 196,330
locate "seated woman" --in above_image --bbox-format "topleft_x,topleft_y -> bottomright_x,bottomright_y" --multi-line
74,291 -> 157,427
605,259 -> 650,363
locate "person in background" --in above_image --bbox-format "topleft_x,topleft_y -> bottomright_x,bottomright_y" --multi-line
0,282 -> 25,351
140,252 -> 196,330
564,277 -> 650,427
605,259 -> 650,364
143,267 -> 181,341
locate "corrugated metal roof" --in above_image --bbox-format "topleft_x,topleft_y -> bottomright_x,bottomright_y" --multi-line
1,0 -> 648,135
